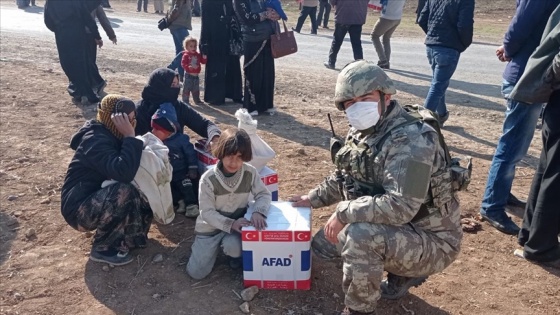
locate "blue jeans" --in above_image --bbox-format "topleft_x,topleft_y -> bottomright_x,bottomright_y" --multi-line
169,27 -> 189,79
480,80 -> 542,216
424,46 -> 460,116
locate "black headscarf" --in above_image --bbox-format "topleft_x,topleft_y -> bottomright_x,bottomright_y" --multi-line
141,68 -> 181,107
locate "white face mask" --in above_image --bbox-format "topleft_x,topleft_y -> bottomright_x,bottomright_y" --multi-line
345,101 -> 380,131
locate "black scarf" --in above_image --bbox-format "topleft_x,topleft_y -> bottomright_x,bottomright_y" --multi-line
141,68 -> 181,111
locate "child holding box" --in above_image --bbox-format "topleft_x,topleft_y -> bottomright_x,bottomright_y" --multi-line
186,128 -> 271,280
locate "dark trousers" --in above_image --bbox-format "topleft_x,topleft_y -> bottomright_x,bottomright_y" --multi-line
170,178 -> 198,206
295,6 -> 318,34
192,0 -> 200,16
54,26 -> 95,99
68,33 -> 104,97
328,23 -> 363,66
101,0 -> 111,8
137,0 -> 148,11
518,90 -> 560,262
317,1 -> 331,27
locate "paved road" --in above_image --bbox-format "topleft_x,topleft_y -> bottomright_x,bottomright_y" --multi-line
1,4 -> 506,110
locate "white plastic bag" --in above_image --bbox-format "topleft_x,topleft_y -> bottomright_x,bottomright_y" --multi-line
235,109 -> 275,172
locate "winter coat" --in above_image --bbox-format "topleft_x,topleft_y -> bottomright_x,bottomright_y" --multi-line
500,0 -> 560,84
44,0 -> 102,39
61,120 -> 144,228
329,0 -> 369,25
135,68 -> 221,141
510,5 -> 560,104
169,0 -> 192,30
164,133 -> 199,181
418,0 -> 474,53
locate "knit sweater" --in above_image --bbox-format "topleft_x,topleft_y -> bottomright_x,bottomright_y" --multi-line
195,163 -> 271,235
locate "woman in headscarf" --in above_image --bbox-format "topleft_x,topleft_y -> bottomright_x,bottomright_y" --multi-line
199,0 -> 243,106
233,0 -> 280,116
61,94 -> 153,266
135,68 -> 221,143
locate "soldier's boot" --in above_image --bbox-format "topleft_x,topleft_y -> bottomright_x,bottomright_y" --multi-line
311,228 -> 340,260
380,273 -> 428,300
338,307 -> 376,315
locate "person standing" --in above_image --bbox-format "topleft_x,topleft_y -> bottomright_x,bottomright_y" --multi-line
192,0 -> 201,16
418,0 -> 474,125
316,0 -> 331,29
154,0 -> 164,13
233,0 -> 280,116
293,0 -> 318,35
478,0 -> 560,235
510,4 -> 560,268
167,0 -> 192,81
323,0 -> 369,70
291,60 -> 461,315
199,0 -> 243,105
44,0 -> 102,105
370,0 -> 406,69
137,0 -> 148,12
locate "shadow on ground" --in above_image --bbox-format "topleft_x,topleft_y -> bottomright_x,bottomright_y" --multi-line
0,211 -> 19,266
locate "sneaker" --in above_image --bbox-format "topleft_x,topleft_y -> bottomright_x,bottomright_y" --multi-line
338,307 -> 376,315
265,107 -> 276,115
480,211 -> 520,235
249,110 -> 259,116
322,25 -> 329,29
377,62 -> 390,69
193,99 -> 204,105
438,111 -> 449,127
507,193 -> 527,209
176,200 -> 186,214
291,27 -> 300,34
228,257 -> 242,269
184,204 -> 200,218
380,273 -> 427,300
324,61 -> 335,70
514,249 -> 560,269
90,248 -> 133,266
83,95 -> 100,106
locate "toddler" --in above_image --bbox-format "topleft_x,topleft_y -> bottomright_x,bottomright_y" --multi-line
267,0 -> 288,20
151,103 -> 200,218
181,36 -> 207,105
186,128 -> 271,280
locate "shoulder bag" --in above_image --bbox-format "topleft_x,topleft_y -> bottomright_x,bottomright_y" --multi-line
270,20 -> 298,59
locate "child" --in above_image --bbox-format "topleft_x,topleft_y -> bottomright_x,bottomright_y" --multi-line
186,128 -> 271,280
266,0 -> 288,21
181,36 -> 207,105
151,103 -> 200,218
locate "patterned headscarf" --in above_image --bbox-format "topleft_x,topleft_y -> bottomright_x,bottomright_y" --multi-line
96,94 -> 137,140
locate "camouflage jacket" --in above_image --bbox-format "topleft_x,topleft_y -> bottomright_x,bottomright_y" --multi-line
309,100 -> 462,254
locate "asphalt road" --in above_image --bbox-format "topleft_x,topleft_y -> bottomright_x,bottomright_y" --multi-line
1,4 -> 506,110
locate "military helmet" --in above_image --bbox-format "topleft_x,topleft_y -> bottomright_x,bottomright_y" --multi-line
334,60 -> 397,111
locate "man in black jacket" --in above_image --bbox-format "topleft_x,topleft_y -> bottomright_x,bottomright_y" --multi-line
44,0 -> 102,105
418,0 -> 474,125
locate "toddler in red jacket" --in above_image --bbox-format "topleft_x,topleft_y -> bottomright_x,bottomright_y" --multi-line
181,36 -> 207,105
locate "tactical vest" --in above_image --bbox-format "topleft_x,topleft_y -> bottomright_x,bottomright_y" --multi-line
332,105 -> 472,219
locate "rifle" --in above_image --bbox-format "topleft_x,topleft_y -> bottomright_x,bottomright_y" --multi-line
328,113 -> 345,201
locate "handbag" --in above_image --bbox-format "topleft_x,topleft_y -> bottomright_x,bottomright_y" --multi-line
270,20 -> 298,59
157,17 -> 168,31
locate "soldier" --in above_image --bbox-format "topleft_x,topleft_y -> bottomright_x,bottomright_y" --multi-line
291,60 -> 462,315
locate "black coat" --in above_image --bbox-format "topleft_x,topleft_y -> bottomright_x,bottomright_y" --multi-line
44,0 -> 101,39
135,68 -> 219,137
418,0 -> 474,53
199,0 -> 243,105
61,120 -> 144,228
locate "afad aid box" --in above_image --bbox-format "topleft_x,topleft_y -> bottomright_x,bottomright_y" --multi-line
242,202 -> 312,290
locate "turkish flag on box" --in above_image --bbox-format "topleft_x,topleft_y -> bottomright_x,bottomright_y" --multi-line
241,202 -> 312,290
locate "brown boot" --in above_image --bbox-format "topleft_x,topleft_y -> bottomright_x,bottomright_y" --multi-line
192,90 -> 204,105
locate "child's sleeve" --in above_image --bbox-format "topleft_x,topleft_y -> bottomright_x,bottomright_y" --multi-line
198,174 -> 236,233
251,169 -> 272,217
181,135 -> 199,172
181,52 -> 190,71
200,53 -> 207,65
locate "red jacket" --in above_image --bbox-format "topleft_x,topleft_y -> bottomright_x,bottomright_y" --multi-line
181,51 -> 207,75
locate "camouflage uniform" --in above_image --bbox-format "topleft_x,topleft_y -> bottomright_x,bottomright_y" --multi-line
309,60 -> 462,313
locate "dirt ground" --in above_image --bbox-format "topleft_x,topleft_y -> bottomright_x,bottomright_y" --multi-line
2,1 -> 560,315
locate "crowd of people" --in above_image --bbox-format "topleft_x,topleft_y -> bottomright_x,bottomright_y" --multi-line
37,0 -> 560,314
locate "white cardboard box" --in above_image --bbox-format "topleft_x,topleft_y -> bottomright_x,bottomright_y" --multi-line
242,201 -> 312,290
